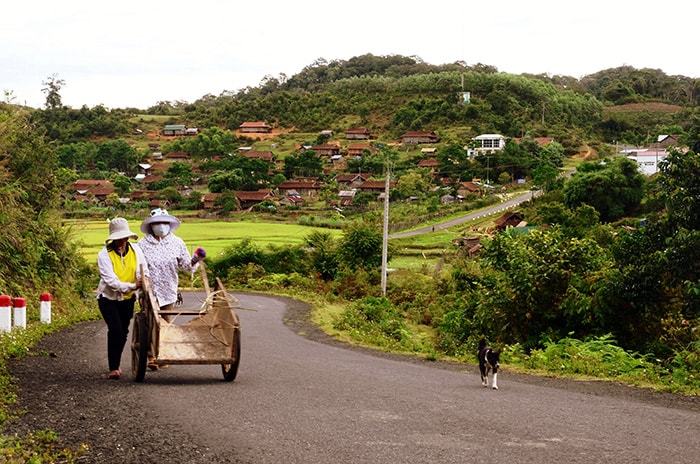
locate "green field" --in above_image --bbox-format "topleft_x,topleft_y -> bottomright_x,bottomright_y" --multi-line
68,219 -> 343,262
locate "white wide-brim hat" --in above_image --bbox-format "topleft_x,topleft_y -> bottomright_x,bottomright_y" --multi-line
105,217 -> 138,244
140,208 -> 181,234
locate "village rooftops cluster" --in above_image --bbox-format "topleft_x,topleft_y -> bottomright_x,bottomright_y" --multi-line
73,117 -> 680,213
67,123 -> 530,212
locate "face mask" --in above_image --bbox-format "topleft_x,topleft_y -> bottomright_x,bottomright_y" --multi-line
152,223 -> 170,238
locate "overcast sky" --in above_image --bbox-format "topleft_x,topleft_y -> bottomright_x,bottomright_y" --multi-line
2,0 -> 696,110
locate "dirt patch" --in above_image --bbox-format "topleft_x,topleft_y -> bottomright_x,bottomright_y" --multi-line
604,102 -> 684,113
235,127 -> 293,141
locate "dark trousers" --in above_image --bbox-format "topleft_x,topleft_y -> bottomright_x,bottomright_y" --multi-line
98,296 -> 135,371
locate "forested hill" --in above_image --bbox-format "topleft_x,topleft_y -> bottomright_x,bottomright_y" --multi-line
31,54 -> 700,152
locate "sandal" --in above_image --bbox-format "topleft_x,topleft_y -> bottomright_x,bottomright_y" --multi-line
108,370 -> 120,380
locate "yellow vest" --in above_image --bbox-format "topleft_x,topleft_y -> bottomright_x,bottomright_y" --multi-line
108,244 -> 138,299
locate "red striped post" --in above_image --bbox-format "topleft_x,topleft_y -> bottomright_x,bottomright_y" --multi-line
0,295 -> 10,332
13,297 -> 26,329
40,293 -> 51,323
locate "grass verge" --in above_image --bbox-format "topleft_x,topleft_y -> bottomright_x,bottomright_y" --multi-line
0,301 -> 99,462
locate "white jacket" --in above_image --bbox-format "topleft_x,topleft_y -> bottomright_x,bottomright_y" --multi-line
96,242 -> 149,301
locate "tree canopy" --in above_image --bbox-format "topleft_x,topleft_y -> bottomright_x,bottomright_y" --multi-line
563,157 -> 646,222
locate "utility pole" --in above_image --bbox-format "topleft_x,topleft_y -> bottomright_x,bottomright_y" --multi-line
486,154 -> 490,185
381,151 -> 391,297
541,100 -> 546,124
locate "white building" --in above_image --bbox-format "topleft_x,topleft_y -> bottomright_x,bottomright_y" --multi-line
472,134 -> 506,153
626,149 -> 669,176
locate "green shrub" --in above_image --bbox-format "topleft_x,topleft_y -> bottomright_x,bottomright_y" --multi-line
333,297 -> 410,349
502,334 -> 663,386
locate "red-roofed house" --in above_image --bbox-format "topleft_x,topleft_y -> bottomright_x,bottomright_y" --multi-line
129,190 -> 158,202
494,211 -> 526,231
201,193 -> 222,209
236,189 -> 276,209
457,181 -> 483,197
345,128 -> 371,140
141,175 -> 164,186
70,179 -> 115,203
277,180 -> 324,198
70,179 -> 114,191
656,134 -> 680,148
333,173 -> 371,189
360,180 -> 397,194
150,162 -> 169,173
310,144 -> 341,157
417,158 -> 440,177
279,194 -> 304,207
418,158 -> 439,168
239,150 -> 276,163
402,131 -> 440,144
239,121 -> 271,133
347,144 -> 375,157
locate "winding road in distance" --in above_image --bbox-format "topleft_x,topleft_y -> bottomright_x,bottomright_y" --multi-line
389,189 -> 542,239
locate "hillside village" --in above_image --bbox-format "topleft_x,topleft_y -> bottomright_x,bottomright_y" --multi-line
68,120 -> 683,214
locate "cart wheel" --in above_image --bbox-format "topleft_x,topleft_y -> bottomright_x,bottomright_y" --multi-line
131,312 -> 148,382
222,328 -> 241,382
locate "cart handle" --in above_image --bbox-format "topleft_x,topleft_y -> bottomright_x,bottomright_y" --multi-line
199,259 -> 211,297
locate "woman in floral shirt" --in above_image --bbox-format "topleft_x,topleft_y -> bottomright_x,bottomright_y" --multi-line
138,208 -> 205,368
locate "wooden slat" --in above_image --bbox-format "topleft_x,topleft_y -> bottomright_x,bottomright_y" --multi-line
157,323 -> 236,362
158,309 -> 204,316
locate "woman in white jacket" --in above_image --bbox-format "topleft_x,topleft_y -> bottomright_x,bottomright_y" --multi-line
96,217 -> 148,380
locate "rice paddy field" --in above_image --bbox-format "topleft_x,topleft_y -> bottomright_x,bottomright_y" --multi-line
68,219 -> 344,262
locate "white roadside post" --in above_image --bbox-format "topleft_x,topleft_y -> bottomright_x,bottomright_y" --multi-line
40,293 -> 52,323
13,297 -> 27,329
0,295 -> 11,332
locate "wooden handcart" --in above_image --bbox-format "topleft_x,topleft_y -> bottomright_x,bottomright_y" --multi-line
131,262 -> 241,382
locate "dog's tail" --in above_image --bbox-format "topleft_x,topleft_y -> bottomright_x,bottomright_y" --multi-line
478,338 -> 486,350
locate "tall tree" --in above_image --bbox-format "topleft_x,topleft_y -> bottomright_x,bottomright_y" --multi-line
41,73 -> 65,110
657,148 -> 700,230
283,150 -> 323,178
337,221 -> 385,271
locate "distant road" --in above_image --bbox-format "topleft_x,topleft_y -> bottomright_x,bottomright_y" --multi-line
389,189 -> 542,239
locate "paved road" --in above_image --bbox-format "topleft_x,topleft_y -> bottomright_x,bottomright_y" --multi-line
133,292 -> 700,463
7,291 -> 700,463
389,189 -> 542,239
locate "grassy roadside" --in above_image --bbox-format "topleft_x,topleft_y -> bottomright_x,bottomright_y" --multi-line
306,294 -> 700,396
0,300 -> 98,462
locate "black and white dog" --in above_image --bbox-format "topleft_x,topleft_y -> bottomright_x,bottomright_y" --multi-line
478,338 -> 500,390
